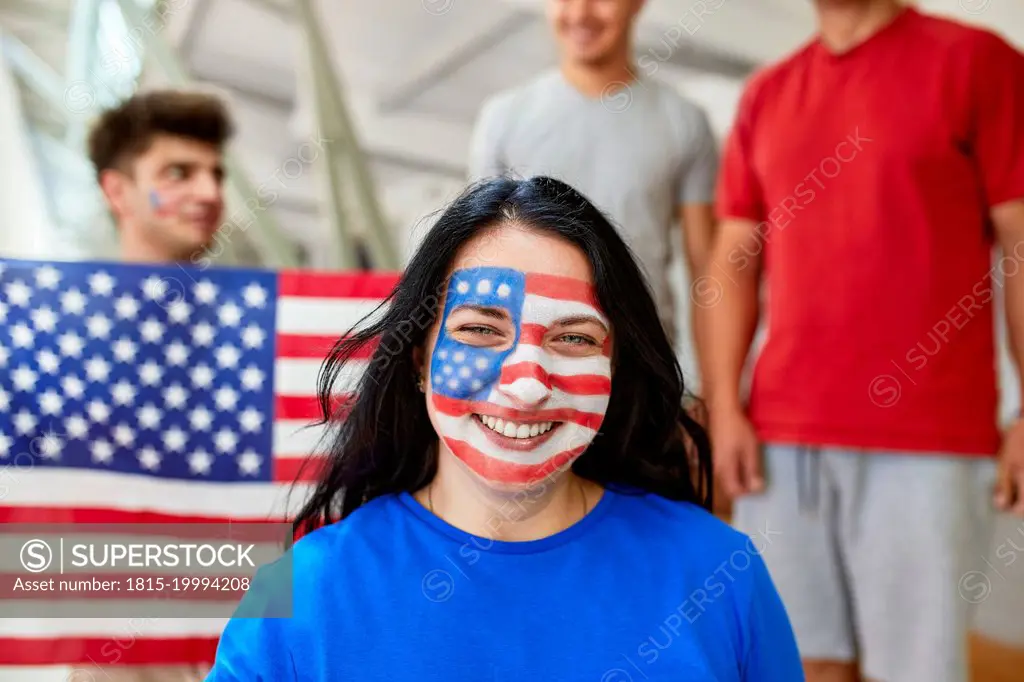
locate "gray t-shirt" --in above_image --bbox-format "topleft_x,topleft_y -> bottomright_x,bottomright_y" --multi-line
467,69 -> 719,339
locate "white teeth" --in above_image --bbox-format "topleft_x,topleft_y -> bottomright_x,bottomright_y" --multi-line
475,415 -> 556,439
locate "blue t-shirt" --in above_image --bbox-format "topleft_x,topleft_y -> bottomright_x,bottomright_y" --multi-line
208,487 -> 802,681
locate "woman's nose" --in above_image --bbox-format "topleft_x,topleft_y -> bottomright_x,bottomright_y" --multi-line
497,363 -> 552,408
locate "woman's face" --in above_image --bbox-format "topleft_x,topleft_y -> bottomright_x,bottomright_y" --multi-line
421,224 -> 613,491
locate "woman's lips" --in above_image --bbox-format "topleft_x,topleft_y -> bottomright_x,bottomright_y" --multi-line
472,414 -> 562,452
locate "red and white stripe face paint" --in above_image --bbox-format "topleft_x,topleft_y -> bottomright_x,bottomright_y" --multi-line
428,267 -> 611,488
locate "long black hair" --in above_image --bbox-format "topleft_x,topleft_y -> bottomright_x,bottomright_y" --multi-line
292,176 -> 712,534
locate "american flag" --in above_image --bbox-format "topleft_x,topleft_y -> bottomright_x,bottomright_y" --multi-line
429,266 -> 612,486
0,257 -> 397,672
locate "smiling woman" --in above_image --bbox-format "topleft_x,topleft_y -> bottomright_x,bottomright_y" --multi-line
205,176 -> 804,681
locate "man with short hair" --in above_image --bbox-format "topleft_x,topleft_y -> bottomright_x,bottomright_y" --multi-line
707,2 -> 1024,682
84,88 -> 234,681
468,0 -> 719,393
89,89 -> 233,263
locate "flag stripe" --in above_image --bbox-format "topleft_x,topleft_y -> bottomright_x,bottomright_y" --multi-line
524,272 -> 600,307
278,270 -> 397,299
276,298 -> 384,336
498,363 -> 612,395
0,638 -> 220,665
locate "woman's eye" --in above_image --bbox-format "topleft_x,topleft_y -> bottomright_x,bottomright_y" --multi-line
557,334 -> 597,346
459,325 -> 498,336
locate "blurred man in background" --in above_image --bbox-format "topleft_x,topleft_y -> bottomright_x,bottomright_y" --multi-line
707,1 -> 1024,682
468,0 -> 719,396
84,88 -> 234,681
90,89 -> 232,264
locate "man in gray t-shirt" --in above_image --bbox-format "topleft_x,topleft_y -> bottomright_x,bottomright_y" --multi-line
467,0 -> 718,390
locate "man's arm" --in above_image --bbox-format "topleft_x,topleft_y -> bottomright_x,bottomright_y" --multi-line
679,202 -> 716,394
993,200 -> 1024,515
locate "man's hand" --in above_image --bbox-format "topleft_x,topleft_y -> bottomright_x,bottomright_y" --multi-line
710,406 -> 763,500
995,417 -> 1024,515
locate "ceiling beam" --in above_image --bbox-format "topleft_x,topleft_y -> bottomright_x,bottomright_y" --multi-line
377,9 -> 535,113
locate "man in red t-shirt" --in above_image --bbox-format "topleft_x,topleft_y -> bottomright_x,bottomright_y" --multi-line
706,2 -> 1024,682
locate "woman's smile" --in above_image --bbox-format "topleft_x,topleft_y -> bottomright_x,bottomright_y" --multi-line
472,413 -> 564,451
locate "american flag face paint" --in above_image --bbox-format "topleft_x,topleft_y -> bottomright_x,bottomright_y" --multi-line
429,267 -> 612,487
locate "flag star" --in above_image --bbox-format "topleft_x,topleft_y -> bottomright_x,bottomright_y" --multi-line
61,288 -> 88,315
13,409 -> 37,435
0,301 -> 6,323
91,440 -> 114,464
443,365 -> 453,375
37,349 -> 60,374
139,318 -> 165,343
240,365 -> 265,391
111,379 -> 136,406
11,323 -> 33,348
65,414 -> 89,439
214,386 -> 239,411
114,294 -> 140,319
34,265 -> 61,289
453,351 -> 465,363
163,383 -> 188,409
58,332 -> 85,358
141,275 -> 168,301
476,279 -> 492,294
190,364 -> 214,389
214,428 -> 238,453
165,341 -> 190,366
456,280 -> 469,295
447,378 -> 459,390
194,279 -> 218,304
0,344 -> 8,368
138,361 -> 163,386
84,356 -> 111,382
192,322 -> 216,347
0,433 -> 11,457
189,406 -> 214,431
113,423 -> 135,447
471,379 -> 482,390
12,366 -> 37,392
433,374 -> 442,385
439,350 -> 448,360
62,375 -> 85,400
39,390 -> 63,416
0,388 -> 9,412
218,302 -> 243,327
167,298 -> 192,324
112,337 -> 138,363
215,344 -> 241,369
162,426 -> 188,452
138,447 -> 161,471
89,271 -> 115,296
239,407 -> 264,433
475,357 -> 488,370
137,403 -> 163,430
86,313 -> 112,339
37,431 -> 63,459
242,283 -> 268,308
30,306 -> 58,332
458,366 -> 471,378
188,449 -> 213,475
87,399 -> 111,423
237,450 -> 262,476
241,325 -> 266,349
5,280 -> 31,307
497,283 -> 511,298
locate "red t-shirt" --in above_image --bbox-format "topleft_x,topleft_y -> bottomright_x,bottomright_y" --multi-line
716,8 -> 1024,456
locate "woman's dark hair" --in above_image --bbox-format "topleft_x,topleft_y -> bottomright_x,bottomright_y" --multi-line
292,176 -> 712,535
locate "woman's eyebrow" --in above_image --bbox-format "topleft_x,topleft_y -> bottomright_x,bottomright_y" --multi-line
551,314 -> 609,332
451,305 -> 509,320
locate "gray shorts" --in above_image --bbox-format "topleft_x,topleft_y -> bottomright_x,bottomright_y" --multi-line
732,443 -> 997,682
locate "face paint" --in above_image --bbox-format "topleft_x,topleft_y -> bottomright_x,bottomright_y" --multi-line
148,189 -> 179,218
429,266 -> 612,487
